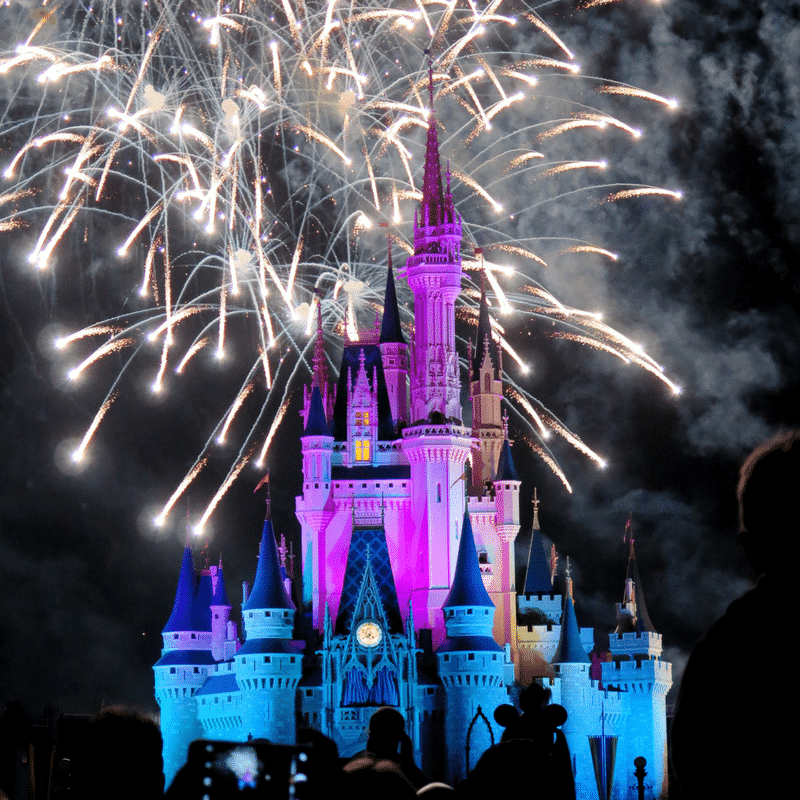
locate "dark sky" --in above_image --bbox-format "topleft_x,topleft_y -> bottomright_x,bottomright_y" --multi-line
1,0 -> 799,718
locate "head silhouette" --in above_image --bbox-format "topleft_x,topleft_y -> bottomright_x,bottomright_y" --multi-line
737,430 -> 800,576
366,707 -> 406,757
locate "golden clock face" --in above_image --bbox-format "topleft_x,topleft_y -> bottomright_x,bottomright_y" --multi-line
356,621 -> 383,648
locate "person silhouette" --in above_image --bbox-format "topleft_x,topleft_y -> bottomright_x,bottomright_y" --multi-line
345,707 -> 428,790
671,431 -> 793,799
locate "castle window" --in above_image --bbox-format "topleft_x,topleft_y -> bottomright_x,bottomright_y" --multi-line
170,668 -> 176,674
264,656 -> 271,664
468,654 -> 475,661
437,484 -> 441,503
354,439 -> 370,461
485,374 -> 491,392
355,411 -> 370,426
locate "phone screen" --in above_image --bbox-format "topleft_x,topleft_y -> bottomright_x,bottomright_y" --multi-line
184,740 -> 314,799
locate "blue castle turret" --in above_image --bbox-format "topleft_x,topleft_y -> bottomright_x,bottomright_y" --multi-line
234,501 -> 302,743
437,510 -> 507,784
602,539 -> 672,798
154,544 -> 216,785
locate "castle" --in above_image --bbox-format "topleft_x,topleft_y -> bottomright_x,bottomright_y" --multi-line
154,96 -> 672,799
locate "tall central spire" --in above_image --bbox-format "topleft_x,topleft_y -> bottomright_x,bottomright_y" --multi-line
418,62 -> 456,230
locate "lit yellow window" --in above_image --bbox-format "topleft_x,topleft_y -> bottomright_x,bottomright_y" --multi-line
354,439 -> 371,462
355,411 -> 370,427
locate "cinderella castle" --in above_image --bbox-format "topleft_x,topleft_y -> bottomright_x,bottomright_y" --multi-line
154,96 -> 672,799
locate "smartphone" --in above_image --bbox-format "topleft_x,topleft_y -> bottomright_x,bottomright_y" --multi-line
182,740 -> 314,799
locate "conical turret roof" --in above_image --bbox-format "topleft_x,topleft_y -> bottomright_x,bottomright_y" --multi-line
163,546 -> 200,633
523,527 -> 554,594
496,437 -> 519,482
616,539 -> 656,634
553,587 -> 590,665
471,286 -> 500,381
304,385 -> 332,436
443,510 -> 494,609
211,559 -> 230,607
243,514 -> 294,611
379,259 -> 405,344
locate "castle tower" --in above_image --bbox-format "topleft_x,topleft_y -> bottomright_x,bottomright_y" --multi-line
550,575 -> 596,797
209,558 -> 237,662
401,76 -> 473,636
379,249 -> 410,427
234,503 -> 302,743
154,544 -> 214,786
296,386 -> 335,623
469,285 -> 504,493
347,350 -> 379,467
517,492 -> 563,680
437,510 -> 505,785
405,75 -> 463,422
602,538 -> 672,797
489,434 -> 520,654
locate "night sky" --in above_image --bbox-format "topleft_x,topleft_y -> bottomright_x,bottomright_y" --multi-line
1,0 -> 799,720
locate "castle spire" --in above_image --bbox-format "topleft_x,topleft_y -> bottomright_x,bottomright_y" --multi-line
553,567 -> 590,665
523,490 -> 555,595
615,527 -> 655,634
311,292 -> 328,390
419,63 -> 455,229
243,500 -> 294,612
471,277 -> 499,381
162,545 -> 200,633
379,240 -> 405,344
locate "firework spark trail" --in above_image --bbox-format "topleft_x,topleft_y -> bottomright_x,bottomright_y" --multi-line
176,338 -> 210,374
55,326 -> 121,349
72,392 -> 118,463
256,396 -> 292,467
521,436 -> 572,493
558,245 -> 618,261
154,457 -> 210,528
194,451 -> 254,535
0,0 -> 681,529
602,187 -> 683,203
538,119 -> 606,140
597,84 -> 679,110
67,337 -> 135,381
217,382 -> 255,445
541,160 -> 607,178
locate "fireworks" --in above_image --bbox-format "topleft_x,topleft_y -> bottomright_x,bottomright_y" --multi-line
0,0 -> 681,528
